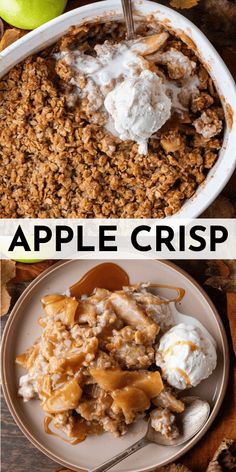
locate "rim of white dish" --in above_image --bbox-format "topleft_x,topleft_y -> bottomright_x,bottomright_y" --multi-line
1,259 -> 229,472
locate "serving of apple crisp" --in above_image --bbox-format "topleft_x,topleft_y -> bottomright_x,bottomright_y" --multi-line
16,284 -> 183,443
0,20 -> 224,218
16,280 -> 217,444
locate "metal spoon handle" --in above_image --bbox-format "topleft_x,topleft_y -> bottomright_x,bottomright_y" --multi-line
89,436 -> 148,472
121,0 -> 135,40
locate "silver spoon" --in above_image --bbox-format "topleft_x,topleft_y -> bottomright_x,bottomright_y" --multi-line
90,397 -> 210,472
121,0 -> 135,40
149,284 -> 216,345
169,301 -> 217,346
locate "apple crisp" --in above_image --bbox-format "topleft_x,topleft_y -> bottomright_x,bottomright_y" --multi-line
0,21 -> 224,218
16,284 -> 185,443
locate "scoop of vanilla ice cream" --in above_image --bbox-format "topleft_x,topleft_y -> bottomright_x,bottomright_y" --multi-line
156,323 -> 217,390
104,70 -> 171,155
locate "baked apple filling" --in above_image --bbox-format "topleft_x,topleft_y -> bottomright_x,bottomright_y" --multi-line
16,279 -> 216,443
16,283 -> 183,442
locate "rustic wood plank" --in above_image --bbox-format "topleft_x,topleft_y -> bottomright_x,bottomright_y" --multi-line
1,392 -> 60,472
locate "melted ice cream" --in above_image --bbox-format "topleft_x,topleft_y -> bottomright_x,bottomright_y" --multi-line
59,39 -> 172,154
58,34 -> 198,154
104,70 -> 171,154
156,323 -> 217,390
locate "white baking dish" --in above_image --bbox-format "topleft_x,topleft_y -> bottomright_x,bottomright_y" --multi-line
0,0 -> 235,218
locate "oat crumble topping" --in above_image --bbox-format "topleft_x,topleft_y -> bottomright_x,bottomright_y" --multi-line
0,21 -> 224,218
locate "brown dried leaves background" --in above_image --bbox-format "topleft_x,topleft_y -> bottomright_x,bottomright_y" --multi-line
0,18 -> 4,39
206,261 -> 236,294
0,0 -> 199,53
205,260 -> 236,354
170,0 -> 199,9
206,439 -> 236,472
0,27 -> 26,52
0,260 -> 16,316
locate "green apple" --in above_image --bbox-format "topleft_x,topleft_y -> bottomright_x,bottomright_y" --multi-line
14,259 -> 43,263
0,236 -> 54,261
0,0 -> 67,30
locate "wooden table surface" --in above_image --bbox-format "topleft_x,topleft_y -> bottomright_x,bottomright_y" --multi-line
1,1 -> 236,472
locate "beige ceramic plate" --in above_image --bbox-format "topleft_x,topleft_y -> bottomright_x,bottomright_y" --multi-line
1,260 -> 229,472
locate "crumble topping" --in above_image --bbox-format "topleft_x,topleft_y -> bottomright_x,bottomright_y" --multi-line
0,21 -> 224,218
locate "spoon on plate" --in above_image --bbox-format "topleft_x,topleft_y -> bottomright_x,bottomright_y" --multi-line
90,396 -> 210,472
149,283 -> 216,345
121,0 -> 135,40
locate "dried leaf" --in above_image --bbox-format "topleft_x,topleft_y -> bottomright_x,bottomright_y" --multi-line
205,261 -> 236,354
202,196 -> 235,219
227,292 -> 236,355
170,0 -> 199,9
206,439 -> 236,472
0,19 -> 4,40
0,28 -> 26,52
1,260 -> 16,316
205,261 -> 236,292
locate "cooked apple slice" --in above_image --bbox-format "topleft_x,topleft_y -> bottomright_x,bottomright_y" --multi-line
109,292 -> 159,341
131,32 -> 169,56
43,378 -> 82,413
49,351 -> 86,374
110,292 -> 159,328
37,374 -> 52,399
41,294 -> 65,305
112,387 -> 150,423
41,295 -> 78,327
132,371 -> 164,398
90,368 -> 163,399
76,301 -> 97,326
16,343 -> 39,370
90,368 -> 131,390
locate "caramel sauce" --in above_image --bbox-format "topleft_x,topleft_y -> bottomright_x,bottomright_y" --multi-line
163,341 -> 198,357
44,417 -> 85,445
70,263 -> 185,305
175,368 -> 191,386
15,353 -> 27,368
112,386 -> 150,412
150,284 -> 185,303
70,263 -> 130,298
43,379 -> 82,414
